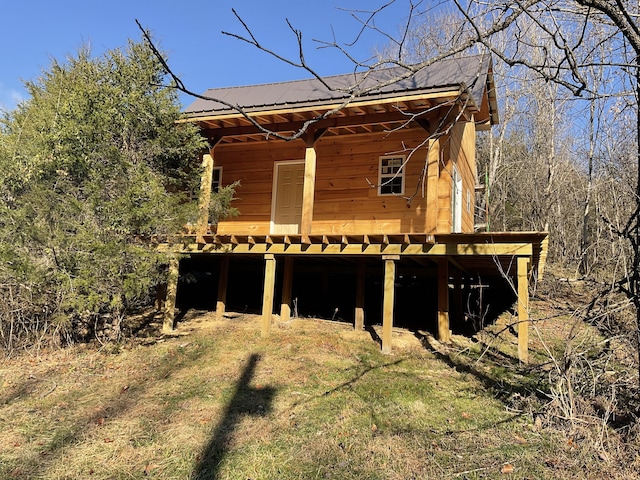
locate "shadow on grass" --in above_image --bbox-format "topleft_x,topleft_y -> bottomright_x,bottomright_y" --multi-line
365,325 -> 382,347
192,353 -> 275,480
414,331 -> 545,403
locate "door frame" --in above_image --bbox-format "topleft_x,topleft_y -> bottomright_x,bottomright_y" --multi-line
270,160 -> 305,234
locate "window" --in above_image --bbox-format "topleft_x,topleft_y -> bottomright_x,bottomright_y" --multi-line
212,166 -> 222,192
378,156 -> 405,195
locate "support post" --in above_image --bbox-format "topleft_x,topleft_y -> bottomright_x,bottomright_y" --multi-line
261,254 -> 277,337
196,139 -> 221,243
382,255 -> 399,354
300,144 -> 316,235
517,256 -> 530,364
216,256 -> 229,317
281,257 -> 294,323
437,258 -> 451,342
425,138 -> 440,234
196,153 -> 214,243
163,256 -> 179,333
355,259 -> 366,331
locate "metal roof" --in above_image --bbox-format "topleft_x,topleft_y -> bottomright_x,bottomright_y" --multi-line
183,54 -> 496,119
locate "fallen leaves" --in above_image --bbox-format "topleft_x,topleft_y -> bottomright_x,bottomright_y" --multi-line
513,435 -> 528,445
501,463 -> 514,474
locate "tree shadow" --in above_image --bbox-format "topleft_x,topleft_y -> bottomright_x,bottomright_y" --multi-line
365,325 -> 382,347
413,331 -> 544,403
192,353 -> 275,480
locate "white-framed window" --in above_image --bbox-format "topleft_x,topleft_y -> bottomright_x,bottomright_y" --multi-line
378,155 -> 405,195
212,166 -> 222,192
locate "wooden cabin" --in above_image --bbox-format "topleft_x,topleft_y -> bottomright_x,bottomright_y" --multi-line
164,54 -> 547,362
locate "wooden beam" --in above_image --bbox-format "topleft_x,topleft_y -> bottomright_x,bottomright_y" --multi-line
437,258 -> 451,342
261,254 -> 277,337
355,258 -> 366,331
163,256 -> 179,333
216,256 -> 230,317
300,144 -> 317,234
517,256 -> 530,364
281,256 -> 294,323
382,255 -> 399,354
415,118 -> 430,132
171,241 -> 532,257
311,128 -> 328,144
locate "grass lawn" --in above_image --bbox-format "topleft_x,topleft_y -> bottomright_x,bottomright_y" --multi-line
0,309 -> 632,479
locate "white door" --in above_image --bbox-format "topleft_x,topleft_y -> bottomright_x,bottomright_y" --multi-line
271,162 -> 304,234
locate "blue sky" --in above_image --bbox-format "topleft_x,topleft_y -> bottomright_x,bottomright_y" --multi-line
0,0 -> 413,111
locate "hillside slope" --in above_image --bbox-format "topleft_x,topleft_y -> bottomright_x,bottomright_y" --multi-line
1,304 -> 636,479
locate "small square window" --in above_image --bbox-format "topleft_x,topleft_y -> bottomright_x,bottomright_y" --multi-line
212,166 -> 222,192
378,156 -> 405,196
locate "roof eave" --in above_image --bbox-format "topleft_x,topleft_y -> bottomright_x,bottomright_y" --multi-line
179,86 -> 467,124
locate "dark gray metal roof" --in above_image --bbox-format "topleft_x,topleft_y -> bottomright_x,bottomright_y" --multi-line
184,54 -> 493,117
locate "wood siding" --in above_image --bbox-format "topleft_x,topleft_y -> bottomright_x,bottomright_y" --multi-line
213,125 -> 474,235
450,120 -> 477,232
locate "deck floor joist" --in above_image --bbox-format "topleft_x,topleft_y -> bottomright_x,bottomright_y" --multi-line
159,231 -> 547,279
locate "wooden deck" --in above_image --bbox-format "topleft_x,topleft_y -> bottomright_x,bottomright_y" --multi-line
161,231 -> 546,278
160,231 -> 548,363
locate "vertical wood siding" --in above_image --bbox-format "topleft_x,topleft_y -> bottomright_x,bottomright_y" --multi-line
213,125 -> 475,235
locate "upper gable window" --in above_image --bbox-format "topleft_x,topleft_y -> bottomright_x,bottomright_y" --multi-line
378,155 -> 405,196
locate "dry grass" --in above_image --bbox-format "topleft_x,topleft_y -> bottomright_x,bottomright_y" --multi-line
0,307 -> 637,479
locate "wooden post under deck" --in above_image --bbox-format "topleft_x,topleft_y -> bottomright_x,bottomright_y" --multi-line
437,258 -> 451,342
216,256 -> 229,317
163,255 -> 179,333
281,256 -> 294,323
262,254 -> 277,337
382,255 -> 399,354
517,256 -> 530,363
355,258 -> 366,331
